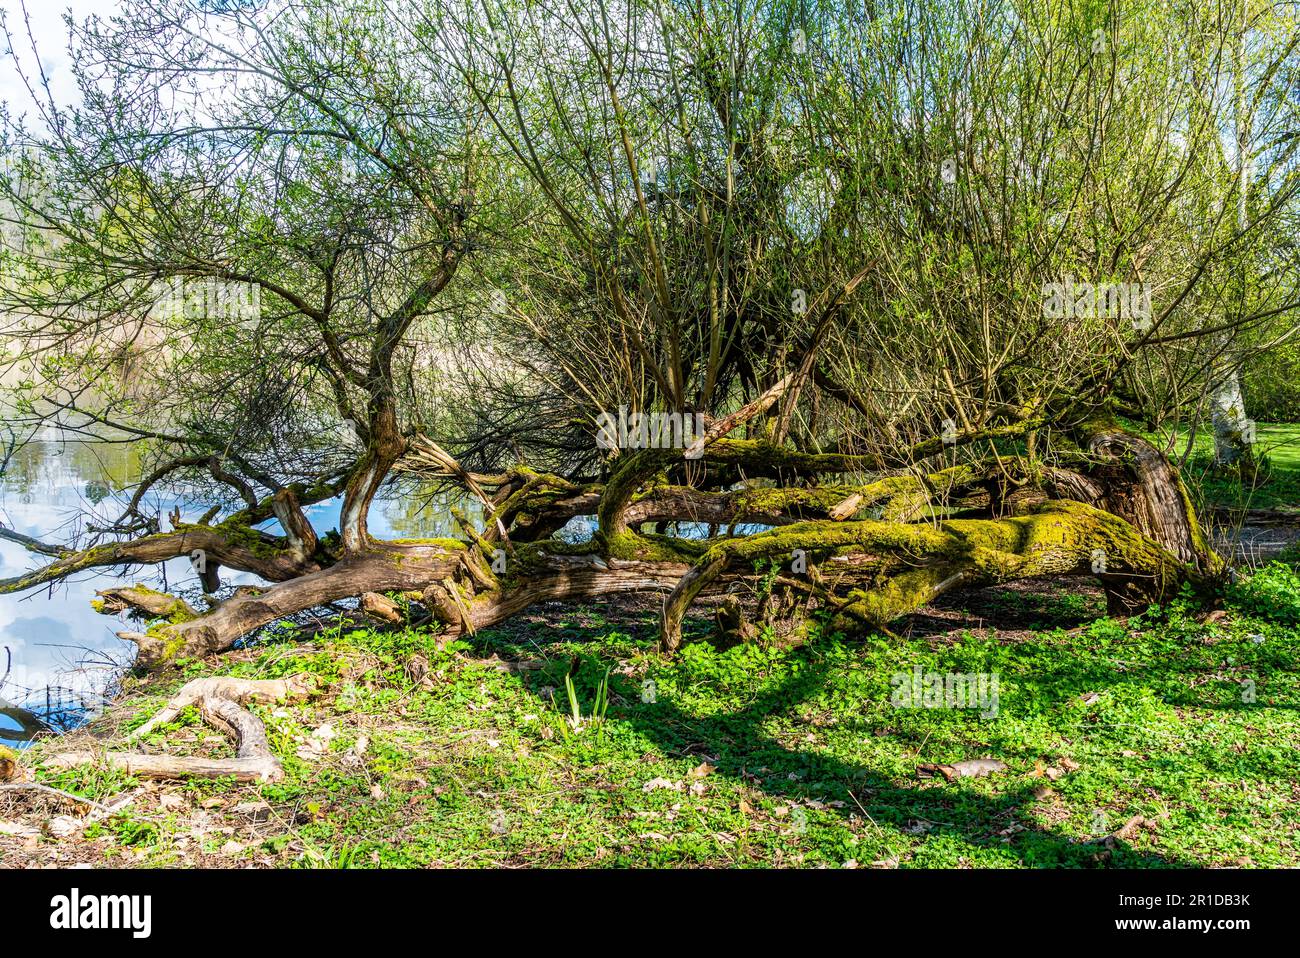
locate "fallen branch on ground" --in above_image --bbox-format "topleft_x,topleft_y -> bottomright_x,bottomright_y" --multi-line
40,675 -> 312,783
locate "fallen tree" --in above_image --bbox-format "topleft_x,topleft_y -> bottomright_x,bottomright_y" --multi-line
0,407 -> 1220,669
0,0 -> 1264,680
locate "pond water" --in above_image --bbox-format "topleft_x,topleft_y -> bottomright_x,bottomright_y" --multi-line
0,439 -> 489,746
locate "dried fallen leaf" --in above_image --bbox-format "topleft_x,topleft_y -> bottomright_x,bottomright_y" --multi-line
689,761 -> 715,778
234,801 -> 272,823
917,758 -> 1007,782
642,777 -> 682,793
45,816 -> 83,838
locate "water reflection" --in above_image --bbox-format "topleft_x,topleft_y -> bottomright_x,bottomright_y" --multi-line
0,440 -> 468,743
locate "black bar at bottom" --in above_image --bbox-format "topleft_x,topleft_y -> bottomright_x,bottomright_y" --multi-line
1,867 -> 1286,944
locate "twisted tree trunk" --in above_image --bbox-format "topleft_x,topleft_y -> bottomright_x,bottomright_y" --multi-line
2,410 -> 1214,671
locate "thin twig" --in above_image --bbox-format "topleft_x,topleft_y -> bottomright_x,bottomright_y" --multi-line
0,781 -> 110,812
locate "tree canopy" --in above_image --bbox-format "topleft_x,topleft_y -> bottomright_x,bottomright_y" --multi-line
1,0 -> 1299,667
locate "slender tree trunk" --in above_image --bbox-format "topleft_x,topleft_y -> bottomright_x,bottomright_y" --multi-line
1210,365 -> 1254,468
341,393 -> 405,553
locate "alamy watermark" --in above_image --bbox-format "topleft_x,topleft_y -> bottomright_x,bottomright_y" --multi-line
153,277 -> 260,324
50,888 -> 151,938
890,666 -> 1000,719
596,406 -> 707,458
1042,276 -> 1152,330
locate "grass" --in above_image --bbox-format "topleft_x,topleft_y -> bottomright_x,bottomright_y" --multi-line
1151,421 -> 1300,511
7,568 -> 1300,869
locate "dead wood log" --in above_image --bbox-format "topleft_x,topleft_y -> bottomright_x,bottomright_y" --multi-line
41,745 -> 282,784
124,675 -> 312,741
360,591 -> 403,624
95,585 -> 197,621
42,676 -> 311,783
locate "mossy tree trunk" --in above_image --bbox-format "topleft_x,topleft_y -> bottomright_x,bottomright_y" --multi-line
2,416 -> 1217,669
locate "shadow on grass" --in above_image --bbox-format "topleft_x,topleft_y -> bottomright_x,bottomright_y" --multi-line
466,609 -> 1189,869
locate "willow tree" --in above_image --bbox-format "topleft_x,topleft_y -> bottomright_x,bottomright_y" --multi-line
414,0 -> 1300,640
0,0 -> 507,658
0,0 -> 1297,677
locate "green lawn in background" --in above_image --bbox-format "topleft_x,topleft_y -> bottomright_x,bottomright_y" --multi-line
1150,422 -> 1300,511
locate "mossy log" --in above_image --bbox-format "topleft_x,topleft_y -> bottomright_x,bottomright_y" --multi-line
658,498 -> 1203,650
94,585 -> 198,622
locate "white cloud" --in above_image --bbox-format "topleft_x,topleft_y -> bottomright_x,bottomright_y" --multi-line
0,0 -> 121,117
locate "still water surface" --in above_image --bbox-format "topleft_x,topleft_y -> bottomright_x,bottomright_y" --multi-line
0,439 -> 476,745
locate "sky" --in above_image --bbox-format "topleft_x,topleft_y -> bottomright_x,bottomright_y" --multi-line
0,0 -> 120,116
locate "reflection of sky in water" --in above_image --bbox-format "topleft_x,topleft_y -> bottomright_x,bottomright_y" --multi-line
0,441 -> 760,745
0,441 -> 469,740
